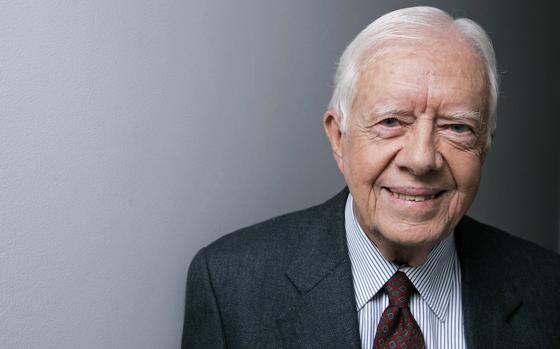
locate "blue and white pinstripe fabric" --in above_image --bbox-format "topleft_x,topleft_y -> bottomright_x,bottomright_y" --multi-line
345,194 -> 467,349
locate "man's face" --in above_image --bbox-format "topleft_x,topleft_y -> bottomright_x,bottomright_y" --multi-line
326,39 -> 488,249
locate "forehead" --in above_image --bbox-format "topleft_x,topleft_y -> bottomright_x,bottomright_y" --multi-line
353,38 -> 488,116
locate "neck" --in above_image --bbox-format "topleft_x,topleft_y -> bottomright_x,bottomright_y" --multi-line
365,231 -> 436,267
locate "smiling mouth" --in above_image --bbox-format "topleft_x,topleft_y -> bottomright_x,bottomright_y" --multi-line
386,188 -> 446,202
391,192 -> 435,202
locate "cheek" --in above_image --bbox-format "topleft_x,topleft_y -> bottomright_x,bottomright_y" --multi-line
446,149 -> 482,198
350,154 -> 378,184
344,138 -> 399,186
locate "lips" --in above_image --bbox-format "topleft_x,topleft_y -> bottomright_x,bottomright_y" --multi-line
385,187 -> 446,202
391,192 -> 435,202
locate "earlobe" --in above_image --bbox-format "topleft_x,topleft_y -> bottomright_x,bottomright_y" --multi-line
323,110 -> 345,172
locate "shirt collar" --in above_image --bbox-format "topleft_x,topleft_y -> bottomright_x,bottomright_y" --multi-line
345,193 -> 458,321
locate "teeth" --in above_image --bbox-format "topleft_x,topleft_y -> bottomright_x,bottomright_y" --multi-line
392,192 -> 435,202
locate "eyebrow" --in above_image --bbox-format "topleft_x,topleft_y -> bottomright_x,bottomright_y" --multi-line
443,111 -> 482,121
371,106 -> 482,123
370,106 -> 413,117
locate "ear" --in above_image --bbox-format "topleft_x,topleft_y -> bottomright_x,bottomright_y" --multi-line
479,147 -> 488,164
323,110 -> 345,173
478,131 -> 494,164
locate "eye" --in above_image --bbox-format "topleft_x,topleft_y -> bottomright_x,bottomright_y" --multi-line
447,124 -> 471,133
379,117 -> 400,127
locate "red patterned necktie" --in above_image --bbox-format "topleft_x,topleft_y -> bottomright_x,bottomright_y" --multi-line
373,271 -> 426,349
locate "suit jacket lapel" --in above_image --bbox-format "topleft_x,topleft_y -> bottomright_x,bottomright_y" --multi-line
277,189 -> 361,348
455,216 -> 524,348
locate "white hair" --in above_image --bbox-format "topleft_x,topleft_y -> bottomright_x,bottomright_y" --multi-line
328,6 -> 499,149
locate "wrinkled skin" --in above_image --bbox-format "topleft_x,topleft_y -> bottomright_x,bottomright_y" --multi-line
324,37 -> 489,266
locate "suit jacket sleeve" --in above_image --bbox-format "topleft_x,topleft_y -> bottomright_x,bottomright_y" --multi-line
182,248 -> 226,349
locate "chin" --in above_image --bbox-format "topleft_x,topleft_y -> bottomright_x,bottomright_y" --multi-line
377,222 -> 450,247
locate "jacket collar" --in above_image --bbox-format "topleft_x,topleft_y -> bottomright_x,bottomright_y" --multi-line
278,188 -> 361,348
455,216 -> 524,348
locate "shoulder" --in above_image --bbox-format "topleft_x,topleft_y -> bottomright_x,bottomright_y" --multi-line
457,215 -> 560,264
190,188 -> 348,280
456,215 -> 560,286
456,216 -> 560,345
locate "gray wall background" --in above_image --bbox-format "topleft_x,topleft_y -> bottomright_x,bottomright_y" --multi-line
1,0 -> 557,348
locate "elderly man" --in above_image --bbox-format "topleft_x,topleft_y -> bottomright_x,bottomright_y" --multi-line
182,6 -> 560,349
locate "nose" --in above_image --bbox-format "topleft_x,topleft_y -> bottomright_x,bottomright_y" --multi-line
395,119 -> 442,176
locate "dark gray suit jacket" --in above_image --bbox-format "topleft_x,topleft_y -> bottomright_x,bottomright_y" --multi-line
182,189 -> 560,348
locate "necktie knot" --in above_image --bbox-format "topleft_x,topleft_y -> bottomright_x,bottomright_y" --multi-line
374,271 -> 425,348
383,271 -> 414,308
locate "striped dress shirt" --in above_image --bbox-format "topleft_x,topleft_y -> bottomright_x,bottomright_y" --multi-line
345,194 -> 467,349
